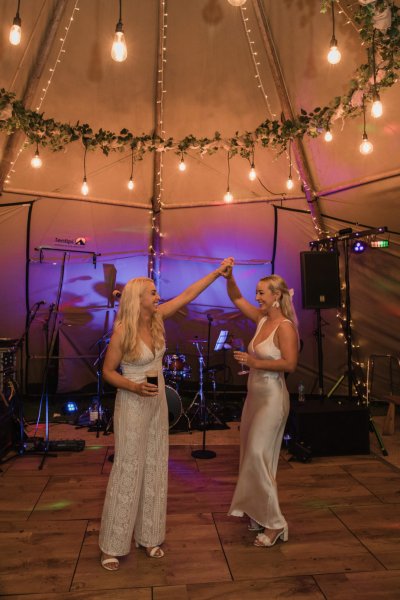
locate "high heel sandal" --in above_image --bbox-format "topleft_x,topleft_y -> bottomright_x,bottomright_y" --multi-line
135,542 -> 164,558
101,553 -> 120,571
254,526 -> 288,547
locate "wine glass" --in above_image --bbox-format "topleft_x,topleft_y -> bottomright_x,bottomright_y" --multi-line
232,338 -> 249,376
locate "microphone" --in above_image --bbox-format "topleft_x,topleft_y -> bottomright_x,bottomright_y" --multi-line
37,300 -> 45,306
112,289 -> 122,298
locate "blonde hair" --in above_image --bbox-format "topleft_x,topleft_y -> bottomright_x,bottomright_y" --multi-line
115,277 -> 165,360
260,274 -> 299,328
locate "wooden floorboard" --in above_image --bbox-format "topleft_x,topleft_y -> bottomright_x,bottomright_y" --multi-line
1,420 -> 400,598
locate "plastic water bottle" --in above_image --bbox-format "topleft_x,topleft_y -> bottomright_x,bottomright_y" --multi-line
298,382 -> 305,403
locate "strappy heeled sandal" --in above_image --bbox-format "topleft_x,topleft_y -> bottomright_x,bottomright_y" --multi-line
101,553 -> 120,570
254,526 -> 288,547
135,542 -> 164,558
248,517 -> 264,531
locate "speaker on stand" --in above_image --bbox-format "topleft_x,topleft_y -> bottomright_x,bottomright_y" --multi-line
300,251 -> 341,396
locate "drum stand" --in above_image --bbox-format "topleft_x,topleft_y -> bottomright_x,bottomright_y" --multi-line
189,342 -> 220,459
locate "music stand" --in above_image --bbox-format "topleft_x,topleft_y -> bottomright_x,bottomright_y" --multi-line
214,330 -> 229,352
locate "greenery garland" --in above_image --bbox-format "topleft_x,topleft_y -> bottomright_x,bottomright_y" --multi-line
0,0 -> 399,163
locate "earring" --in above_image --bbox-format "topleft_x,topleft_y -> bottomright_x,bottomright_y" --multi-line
272,300 -> 280,308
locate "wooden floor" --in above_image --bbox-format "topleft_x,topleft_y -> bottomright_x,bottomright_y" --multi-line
1,415 -> 400,599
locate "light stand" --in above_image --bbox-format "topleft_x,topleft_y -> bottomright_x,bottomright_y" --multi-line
191,341 -> 216,460
315,308 -> 324,397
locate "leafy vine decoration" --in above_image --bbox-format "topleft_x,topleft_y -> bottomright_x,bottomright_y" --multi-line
0,1 -> 399,163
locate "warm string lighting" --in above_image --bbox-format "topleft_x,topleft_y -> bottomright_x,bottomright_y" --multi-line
36,1 -> 79,112
240,4 -> 275,118
111,0 -> 127,62
5,2 -> 79,188
30,143 -> 42,169
155,0 -> 168,212
9,0 -> 22,46
286,142 -> 294,190
127,149 -> 134,190
81,146 -> 89,196
359,100 -> 373,155
324,126 -> 333,142
224,153 -> 233,203
370,31 -> 383,119
178,152 -> 186,172
327,0 -> 341,65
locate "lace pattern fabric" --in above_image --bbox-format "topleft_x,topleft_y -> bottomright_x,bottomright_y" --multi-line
99,341 -> 168,555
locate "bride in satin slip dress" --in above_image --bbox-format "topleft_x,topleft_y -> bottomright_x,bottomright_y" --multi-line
98,260 -> 233,571
225,270 -> 299,548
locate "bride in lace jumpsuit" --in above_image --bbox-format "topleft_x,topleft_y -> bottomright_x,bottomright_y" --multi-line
99,260 -> 233,570
225,271 -> 299,547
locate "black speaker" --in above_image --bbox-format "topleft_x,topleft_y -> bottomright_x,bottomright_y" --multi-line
288,396 -> 370,456
300,251 -> 340,309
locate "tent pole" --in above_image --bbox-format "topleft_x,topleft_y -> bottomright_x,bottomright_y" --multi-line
0,0 -> 69,193
251,0 -> 326,238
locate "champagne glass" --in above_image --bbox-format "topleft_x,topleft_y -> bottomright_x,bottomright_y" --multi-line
232,338 -> 249,376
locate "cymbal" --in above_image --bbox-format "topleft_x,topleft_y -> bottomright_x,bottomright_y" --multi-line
189,338 -> 207,343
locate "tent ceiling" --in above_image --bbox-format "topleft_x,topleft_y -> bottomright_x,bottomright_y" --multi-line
0,0 -> 398,229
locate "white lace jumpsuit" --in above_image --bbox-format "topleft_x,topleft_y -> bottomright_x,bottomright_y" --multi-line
229,318 -> 290,530
99,341 -> 168,555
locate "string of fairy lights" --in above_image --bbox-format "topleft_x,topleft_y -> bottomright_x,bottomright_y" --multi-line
5,0 -> 80,186
5,0 -> 394,199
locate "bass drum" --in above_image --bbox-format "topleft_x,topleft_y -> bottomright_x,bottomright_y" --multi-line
165,385 -> 182,429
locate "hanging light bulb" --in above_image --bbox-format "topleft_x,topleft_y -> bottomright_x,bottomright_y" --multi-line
81,177 -> 89,196
324,127 -> 333,142
9,1 -> 22,46
327,42 -> 341,65
111,0 -> 127,62
359,133 -> 373,155
327,1 -> 341,65
127,149 -> 135,189
286,141 -> 294,190
371,92 -> 383,119
224,189 -> 233,203
359,100 -> 373,155
227,0 -> 247,6
224,152 -> 233,202
178,154 -> 186,172
30,145 -> 42,169
249,162 -> 257,181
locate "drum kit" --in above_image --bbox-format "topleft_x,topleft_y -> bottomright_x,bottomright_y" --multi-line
79,330 -> 224,434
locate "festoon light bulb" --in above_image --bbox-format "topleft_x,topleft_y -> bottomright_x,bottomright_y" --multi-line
31,149 -> 42,169
324,128 -> 333,142
9,14 -> 22,46
359,133 -> 373,155
249,163 -> 257,181
128,177 -> 134,190
286,175 -> 294,190
371,94 -> 383,119
327,41 -> 341,65
111,24 -> 127,62
227,0 -> 247,6
81,177 -> 89,196
224,189 -> 233,203
178,156 -> 186,172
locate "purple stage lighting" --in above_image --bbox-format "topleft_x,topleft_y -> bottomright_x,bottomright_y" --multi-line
352,240 -> 366,254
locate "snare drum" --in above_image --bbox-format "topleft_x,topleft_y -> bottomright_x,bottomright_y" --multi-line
166,385 -> 183,429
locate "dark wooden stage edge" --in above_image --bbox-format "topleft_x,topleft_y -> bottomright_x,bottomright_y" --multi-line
287,395 -> 370,456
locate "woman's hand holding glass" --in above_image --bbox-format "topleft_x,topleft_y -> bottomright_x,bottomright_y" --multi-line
232,338 -> 250,375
